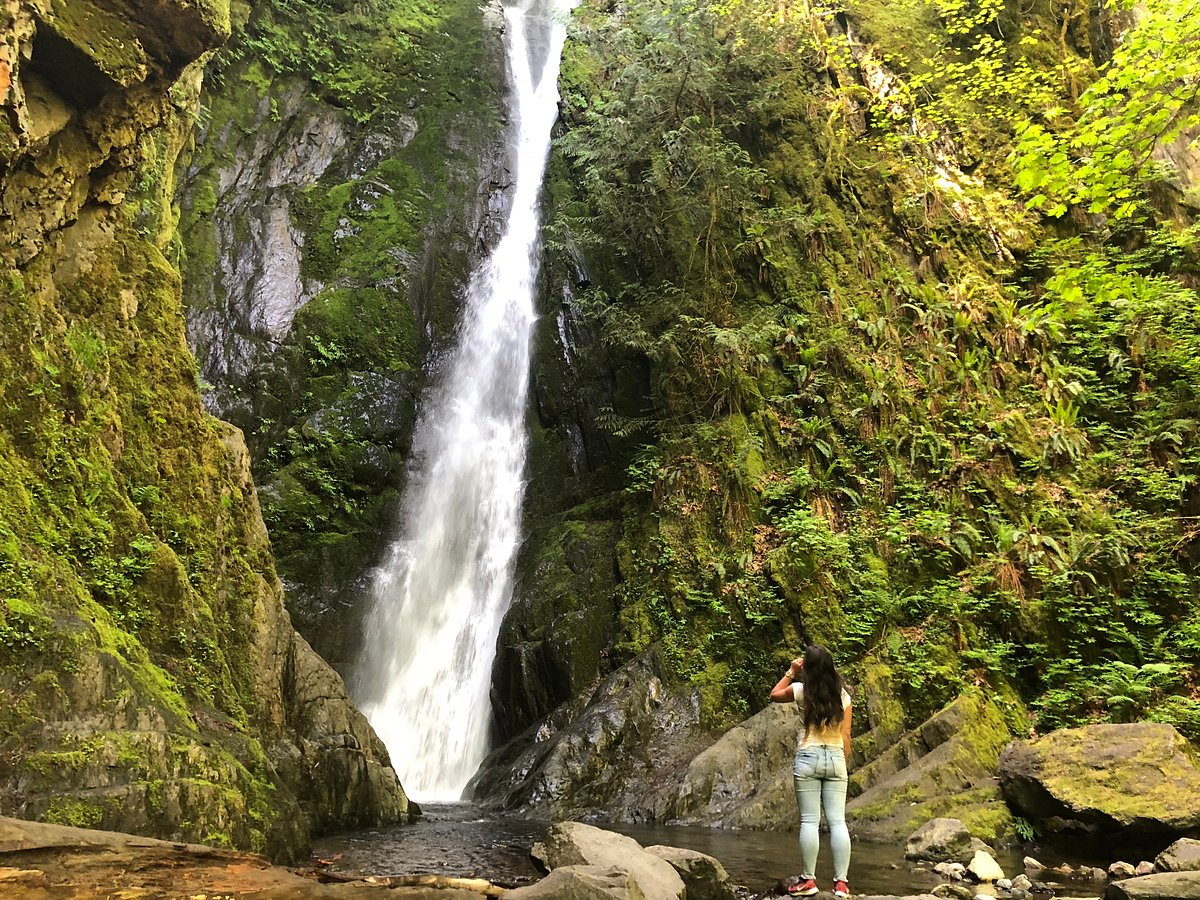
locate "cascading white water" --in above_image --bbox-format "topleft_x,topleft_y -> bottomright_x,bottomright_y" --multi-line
352,0 -> 577,801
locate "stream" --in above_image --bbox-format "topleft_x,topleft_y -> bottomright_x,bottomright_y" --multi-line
314,804 -> 1110,897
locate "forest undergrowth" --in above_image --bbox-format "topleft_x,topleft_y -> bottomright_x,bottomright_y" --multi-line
549,0 -> 1200,737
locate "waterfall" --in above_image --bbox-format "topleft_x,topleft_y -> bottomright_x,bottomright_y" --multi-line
352,0 -> 576,801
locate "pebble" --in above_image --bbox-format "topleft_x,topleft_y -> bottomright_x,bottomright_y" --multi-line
1051,864 -> 1074,876
996,879 -> 1012,891
934,862 -> 966,880
1011,874 -> 1032,892
967,851 -> 1005,883
932,883 -> 974,900
1085,866 -> 1108,880
1135,860 -> 1155,876
1109,861 -> 1136,879
1023,857 -> 1044,872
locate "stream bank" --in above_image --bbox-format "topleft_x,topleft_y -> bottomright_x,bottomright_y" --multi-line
0,811 -> 1111,900
313,804 -> 1114,899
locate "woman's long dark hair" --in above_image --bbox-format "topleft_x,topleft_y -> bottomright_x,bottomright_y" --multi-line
801,644 -> 846,730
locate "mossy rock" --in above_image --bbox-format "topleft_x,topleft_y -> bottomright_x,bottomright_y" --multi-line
847,691 -> 1015,843
493,518 -> 621,741
999,723 -> 1200,843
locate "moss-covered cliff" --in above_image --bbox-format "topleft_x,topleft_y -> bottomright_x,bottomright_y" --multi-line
480,0 -> 1200,830
177,0 -> 510,669
0,0 -> 407,860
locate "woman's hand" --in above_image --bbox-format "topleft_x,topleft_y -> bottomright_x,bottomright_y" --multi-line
770,658 -> 804,703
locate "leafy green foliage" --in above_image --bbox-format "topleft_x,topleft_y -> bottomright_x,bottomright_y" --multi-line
227,0 -> 445,120
1012,0 -> 1200,219
552,0 -> 1200,735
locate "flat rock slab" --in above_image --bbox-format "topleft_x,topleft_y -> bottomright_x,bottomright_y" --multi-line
0,815 -> 484,899
1105,870 -> 1200,899
504,865 -> 647,900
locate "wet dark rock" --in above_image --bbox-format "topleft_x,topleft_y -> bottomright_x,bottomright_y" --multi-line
492,518 -> 622,742
470,652 -> 710,823
667,698 -> 800,829
999,724 -> 1200,843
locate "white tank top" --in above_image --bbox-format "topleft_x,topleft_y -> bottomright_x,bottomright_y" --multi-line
791,682 -> 852,748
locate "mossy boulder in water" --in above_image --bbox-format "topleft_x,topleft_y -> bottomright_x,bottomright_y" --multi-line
999,723 -> 1200,842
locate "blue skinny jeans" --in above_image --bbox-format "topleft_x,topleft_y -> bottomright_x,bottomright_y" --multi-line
793,745 -> 850,882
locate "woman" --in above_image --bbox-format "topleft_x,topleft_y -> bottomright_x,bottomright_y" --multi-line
770,644 -> 852,898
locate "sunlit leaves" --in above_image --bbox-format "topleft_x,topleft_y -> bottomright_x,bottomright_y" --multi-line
1011,0 -> 1200,219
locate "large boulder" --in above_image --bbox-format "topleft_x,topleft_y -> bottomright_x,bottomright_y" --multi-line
1157,838 -> 1200,873
846,693 -> 1014,842
904,818 -> 989,864
999,723 -> 1200,841
532,823 -> 685,900
1104,871 -> 1200,899
471,653 -> 711,822
505,866 -> 648,900
667,701 -> 802,829
645,845 -> 736,900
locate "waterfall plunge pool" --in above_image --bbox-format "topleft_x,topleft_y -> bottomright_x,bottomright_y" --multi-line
313,803 -> 1109,897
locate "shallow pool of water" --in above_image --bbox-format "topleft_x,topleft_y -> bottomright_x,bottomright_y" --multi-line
314,803 -> 1109,897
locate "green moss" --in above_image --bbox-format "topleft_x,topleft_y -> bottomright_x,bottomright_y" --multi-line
43,796 -> 110,830
546,0 -> 1196,740
44,0 -> 150,85
0,206 -> 308,857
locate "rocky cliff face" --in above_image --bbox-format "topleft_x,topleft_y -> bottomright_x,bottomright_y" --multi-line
0,0 -> 407,861
177,0 -> 511,670
475,0 -> 1200,835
